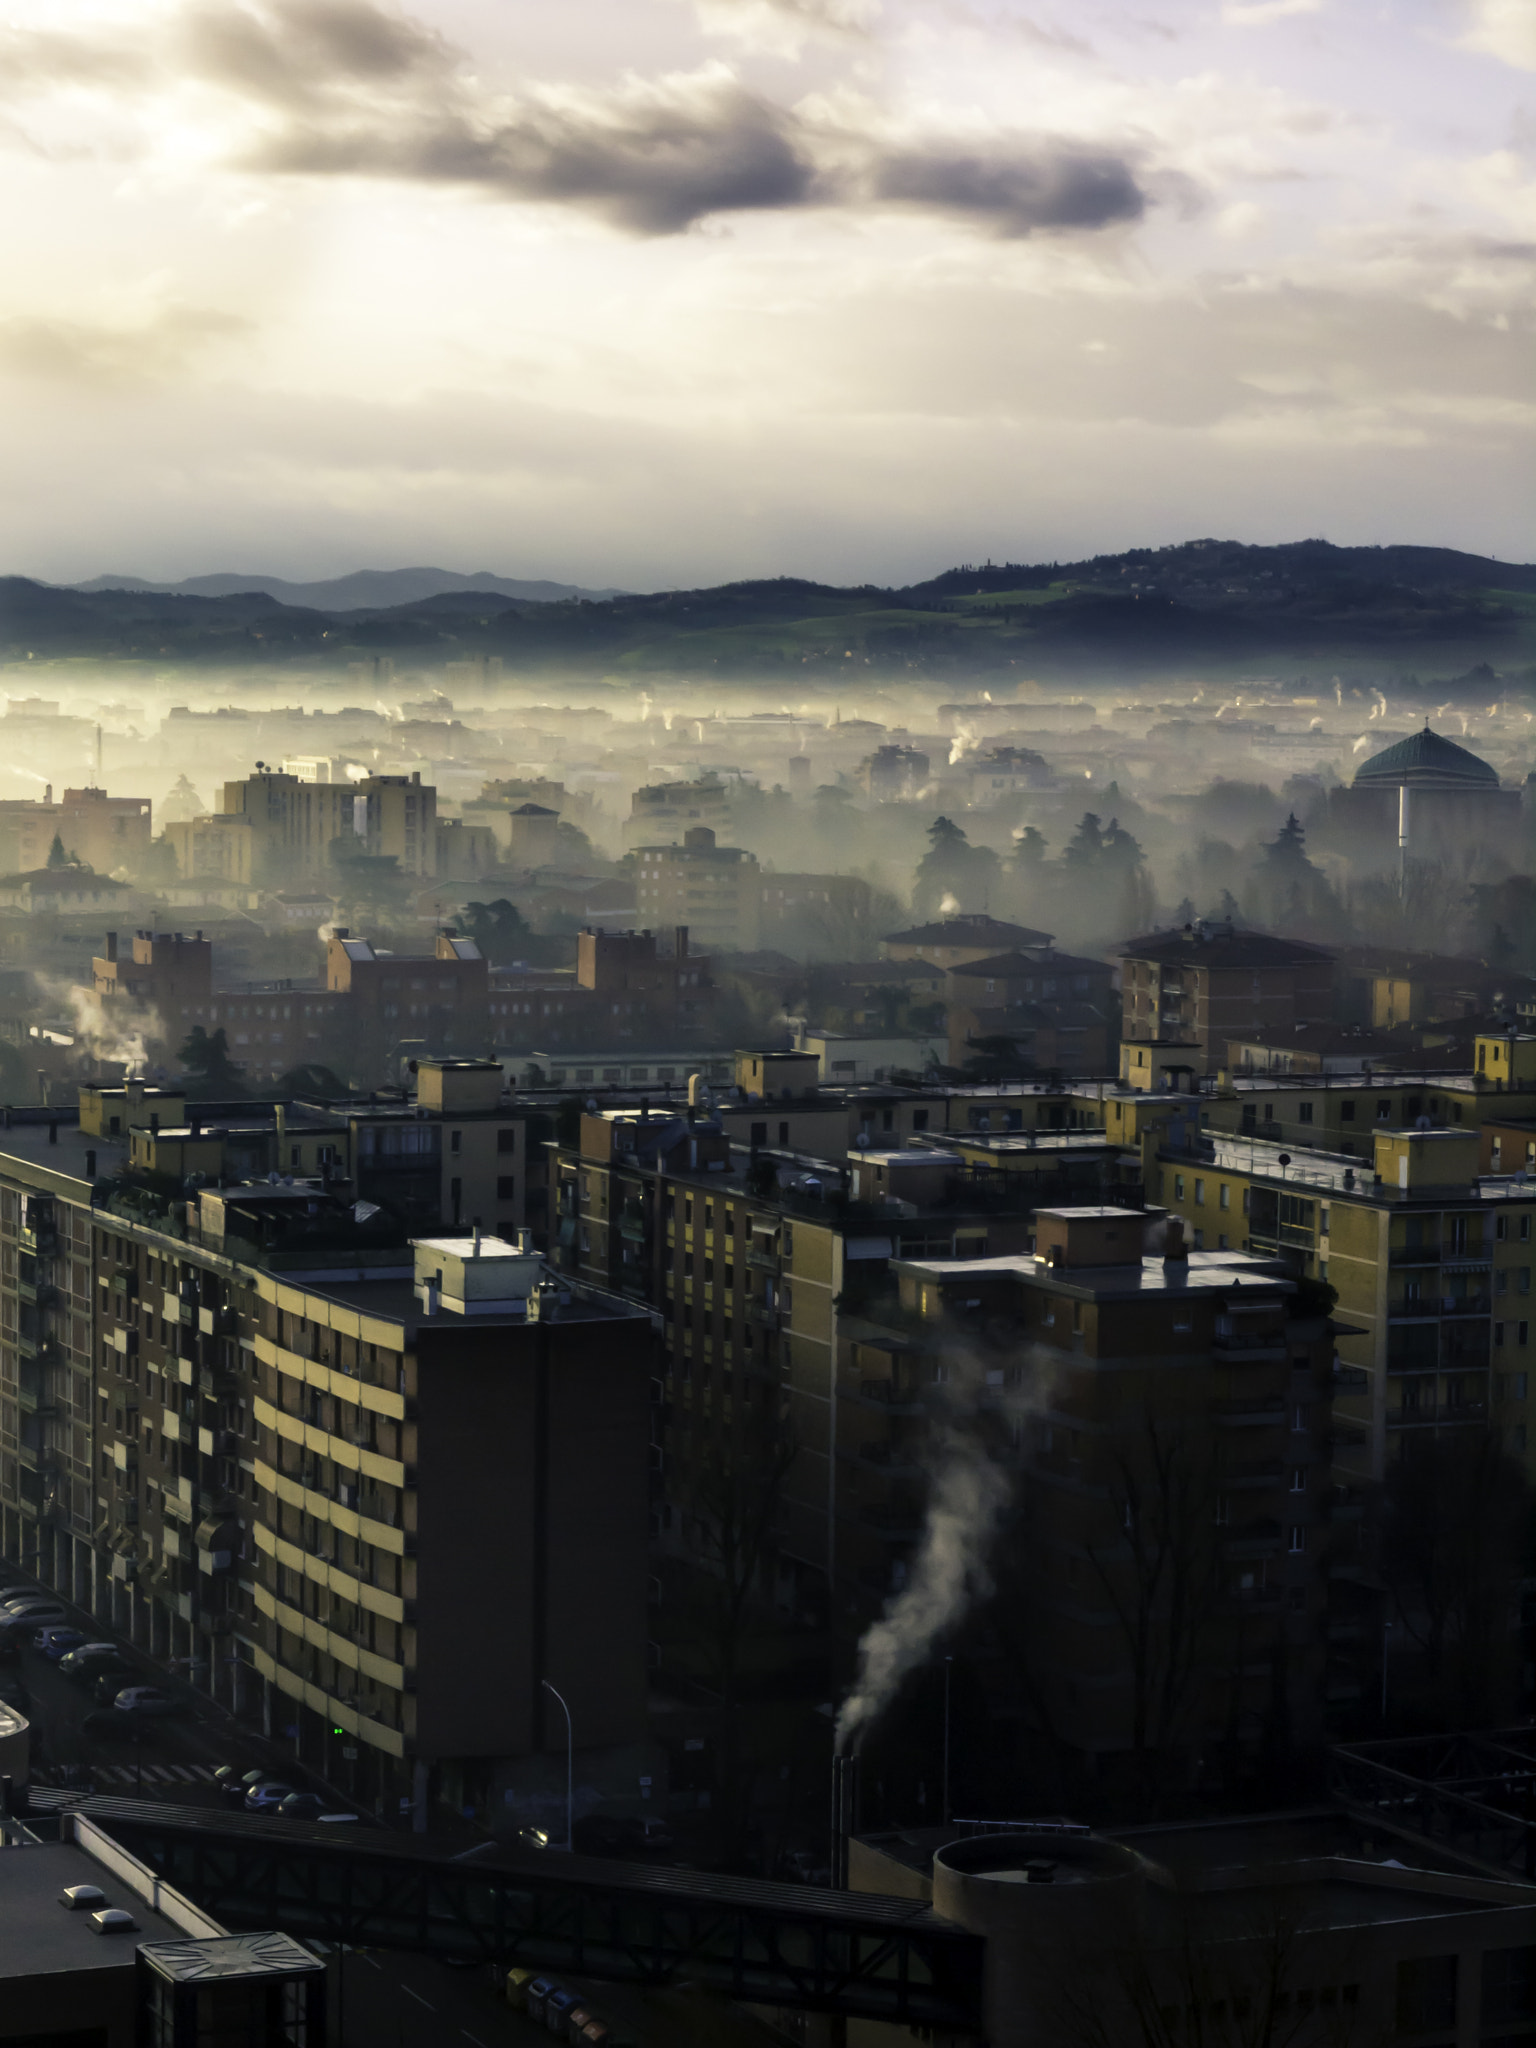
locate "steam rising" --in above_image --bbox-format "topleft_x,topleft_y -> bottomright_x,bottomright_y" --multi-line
835,1348 -> 1053,1755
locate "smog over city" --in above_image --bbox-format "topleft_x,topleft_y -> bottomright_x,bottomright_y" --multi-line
0,2 -> 1532,2044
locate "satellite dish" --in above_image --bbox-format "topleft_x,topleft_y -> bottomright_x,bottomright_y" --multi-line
856,1132 -> 871,1149
585,1097 -> 598,1114
1416,1114 -> 1432,1130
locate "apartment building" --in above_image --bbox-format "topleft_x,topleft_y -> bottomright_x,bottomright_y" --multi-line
624,777 -> 733,851
633,829 -> 761,952
216,771 -> 356,882
0,787 -> 152,875
1119,922 -> 1334,1056
357,772 -> 436,878
164,813 -> 255,885
1151,1121 -> 1536,1489
0,1096 -> 657,1826
549,1103 -> 1122,1635
881,914 -> 1054,969
885,1211 -> 1340,1773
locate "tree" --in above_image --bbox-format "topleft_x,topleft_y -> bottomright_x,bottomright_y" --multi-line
913,816 -> 1000,917
278,1063 -> 351,1099
458,898 -> 531,959
178,1026 -> 244,1094
45,833 -> 68,870
1381,1430 -> 1532,1724
1085,1407 -> 1224,1795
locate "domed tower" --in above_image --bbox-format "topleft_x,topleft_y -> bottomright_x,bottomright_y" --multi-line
1332,721 -> 1518,875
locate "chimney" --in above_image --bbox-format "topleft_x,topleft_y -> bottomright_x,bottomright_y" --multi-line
1164,1215 -> 1188,1264
675,925 -> 689,960
472,1224 -> 482,1258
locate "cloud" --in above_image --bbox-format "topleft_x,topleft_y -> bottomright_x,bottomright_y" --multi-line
688,0 -> 880,55
868,141 -> 1146,234
0,305 -> 249,385
0,3 -> 1154,239
1461,0 -> 1536,70
1221,0 -> 1323,21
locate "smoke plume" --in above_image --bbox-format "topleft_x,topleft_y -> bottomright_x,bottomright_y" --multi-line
834,1346 -> 1054,1755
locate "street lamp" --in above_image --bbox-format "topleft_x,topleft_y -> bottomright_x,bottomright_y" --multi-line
541,1680 -> 573,1850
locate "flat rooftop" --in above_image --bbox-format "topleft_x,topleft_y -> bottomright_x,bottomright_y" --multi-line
0,1839 -> 191,1981
0,1120 -> 125,1188
893,1247 -> 1291,1298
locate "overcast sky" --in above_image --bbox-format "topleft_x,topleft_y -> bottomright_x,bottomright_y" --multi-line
1,0 -> 1531,588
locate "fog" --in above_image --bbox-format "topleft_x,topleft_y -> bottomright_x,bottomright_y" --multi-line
0,635 -> 1532,1097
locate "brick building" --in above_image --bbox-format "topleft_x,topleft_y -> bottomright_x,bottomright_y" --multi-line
1119,921 -> 1334,1056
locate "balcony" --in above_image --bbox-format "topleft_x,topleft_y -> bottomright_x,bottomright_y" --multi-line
1388,1246 -> 1443,1267
1215,1399 -> 1287,1428
1222,1458 -> 1284,1490
1389,1295 -> 1491,1320
1213,1335 -> 1288,1364
745,1299 -> 781,1332
746,1245 -> 780,1275
1222,1518 -> 1282,1559
856,1378 -> 927,1415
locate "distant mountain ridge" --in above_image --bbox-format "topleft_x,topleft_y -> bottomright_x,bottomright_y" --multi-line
69,566 -> 627,609
2,538 -> 1529,675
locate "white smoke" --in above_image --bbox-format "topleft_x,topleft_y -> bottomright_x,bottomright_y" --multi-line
1352,734 -> 1369,754
948,723 -> 976,767
939,891 -> 961,915
834,1346 -> 1054,1755
34,973 -> 156,1077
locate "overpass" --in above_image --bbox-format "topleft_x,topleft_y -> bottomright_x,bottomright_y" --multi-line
25,1790 -> 984,2032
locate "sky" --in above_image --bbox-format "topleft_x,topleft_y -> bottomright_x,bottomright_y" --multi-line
0,0 -> 1531,589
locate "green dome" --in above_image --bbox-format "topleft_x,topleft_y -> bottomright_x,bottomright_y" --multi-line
1353,722 -> 1499,788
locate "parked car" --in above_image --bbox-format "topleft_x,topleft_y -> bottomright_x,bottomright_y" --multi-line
244,1781 -> 298,1813
83,1707 -> 158,1740
0,1600 -> 68,1632
277,1792 -> 347,1822
0,1591 -> 67,1614
59,1646 -> 131,1684
91,1671 -> 141,1706
111,1687 -> 186,1718
35,1627 -> 88,1662
572,1814 -> 674,1857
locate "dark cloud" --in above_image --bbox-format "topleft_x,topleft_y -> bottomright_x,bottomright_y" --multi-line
0,0 -> 1152,239
243,71 -> 817,233
868,142 -> 1146,234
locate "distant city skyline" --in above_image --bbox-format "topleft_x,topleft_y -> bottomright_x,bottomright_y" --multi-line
0,0 -> 1529,587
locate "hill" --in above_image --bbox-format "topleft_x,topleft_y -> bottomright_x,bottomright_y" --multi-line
3,540 -> 1531,679
69,567 -> 625,608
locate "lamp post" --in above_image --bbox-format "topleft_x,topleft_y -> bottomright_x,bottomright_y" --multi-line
941,1658 -> 953,1828
541,1680 -> 573,1850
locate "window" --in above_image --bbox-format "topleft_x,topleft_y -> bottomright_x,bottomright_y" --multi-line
1298,1102 -> 1313,1124
1517,1373 -> 1528,1399
1340,1100 -> 1356,1122
1288,1525 -> 1306,1552
913,1110 -> 929,1131
1290,1467 -> 1307,1492
1174,1175 -> 1185,1200
1218,1234 -> 1229,1251
1219,1184 -> 1230,1211
1523,1214 -> 1533,1241
1194,1179 -> 1205,1206
497,1128 -> 517,1154
1496,1322 -> 1506,1347
1483,1945 -> 1536,2027
1498,1214 -> 1510,1241
1396,1955 -> 1457,2035
1522,1322 -> 1530,1347
496,1177 -> 516,1200
1192,1229 -> 1205,1250
1377,1098 -> 1393,1121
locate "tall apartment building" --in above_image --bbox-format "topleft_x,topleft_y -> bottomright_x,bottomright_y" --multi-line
1119,922 -> 1335,1056
624,778 -> 732,851
1152,1119 -> 1536,1491
324,928 -> 488,1067
216,771 -> 357,882
0,1095 -> 657,1826
550,1103 -> 1124,1634
858,745 -> 931,800
0,787 -> 152,875
885,1211 -> 1340,1775
358,772 -> 437,878
633,829 -> 761,952
164,813 -> 255,885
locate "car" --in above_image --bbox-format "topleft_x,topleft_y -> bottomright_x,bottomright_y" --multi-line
35,1627 -> 88,1662
111,1687 -> 186,1718
276,1793 -> 333,1821
244,1781 -> 298,1813
59,1646 -> 131,1683
83,1707 -> 158,1740
91,1672 -> 139,1706
0,1599 -> 68,1628
572,1814 -> 675,1857
0,1591 -> 65,1614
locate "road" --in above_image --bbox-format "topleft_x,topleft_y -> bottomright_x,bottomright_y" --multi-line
4,1582 -> 792,2047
